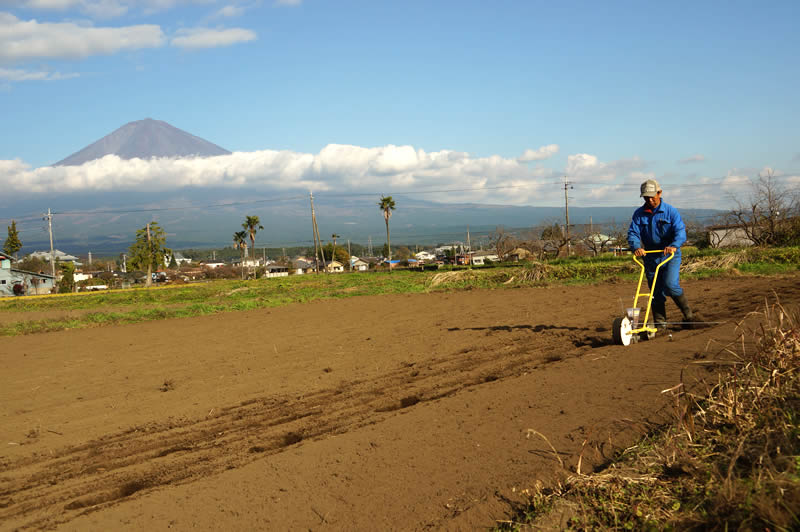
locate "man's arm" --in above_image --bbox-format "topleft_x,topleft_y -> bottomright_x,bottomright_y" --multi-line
668,205 -> 687,249
627,213 -> 644,255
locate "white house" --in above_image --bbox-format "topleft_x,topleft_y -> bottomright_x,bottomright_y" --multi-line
265,264 -> 289,278
325,260 -> 345,273
415,251 -> 436,261
28,249 -> 81,265
166,252 -> 193,266
201,261 -> 227,269
471,251 -> 499,266
350,257 -> 369,271
707,225 -> 755,248
292,259 -> 315,275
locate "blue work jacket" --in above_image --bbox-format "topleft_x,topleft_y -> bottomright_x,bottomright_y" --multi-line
627,201 -> 686,257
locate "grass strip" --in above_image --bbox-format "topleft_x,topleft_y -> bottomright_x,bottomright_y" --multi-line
2,247 -> 798,336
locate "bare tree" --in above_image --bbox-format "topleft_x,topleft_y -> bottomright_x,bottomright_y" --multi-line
538,220 -> 570,258
488,226 -> 516,260
577,225 -> 616,256
725,171 -> 799,246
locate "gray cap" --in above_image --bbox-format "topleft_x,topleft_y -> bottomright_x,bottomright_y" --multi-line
640,179 -> 661,197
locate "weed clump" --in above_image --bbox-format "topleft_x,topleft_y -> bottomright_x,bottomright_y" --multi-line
501,300 -> 800,530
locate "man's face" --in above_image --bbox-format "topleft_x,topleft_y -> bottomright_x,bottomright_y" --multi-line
644,191 -> 662,208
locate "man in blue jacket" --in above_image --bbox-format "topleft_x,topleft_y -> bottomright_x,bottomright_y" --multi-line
627,179 -> 693,329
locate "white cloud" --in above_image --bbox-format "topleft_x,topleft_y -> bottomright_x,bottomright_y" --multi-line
5,146 -> 749,208
678,154 -> 705,164
10,0 -> 210,17
0,66 -> 77,80
566,153 -> 647,182
171,27 -> 256,49
274,0 -> 301,5
214,4 -> 244,17
0,13 -> 165,62
0,145 -> 564,205
517,144 -> 559,162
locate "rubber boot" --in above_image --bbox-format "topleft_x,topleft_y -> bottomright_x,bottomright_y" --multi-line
672,294 -> 694,329
651,299 -> 667,331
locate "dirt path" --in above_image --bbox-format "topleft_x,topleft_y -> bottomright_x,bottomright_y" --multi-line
1,274 -> 798,530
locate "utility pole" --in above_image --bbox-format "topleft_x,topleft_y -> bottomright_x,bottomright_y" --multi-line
309,191 -> 325,273
347,239 -> 352,271
368,236 -> 373,257
44,208 -> 56,279
123,253 -> 127,273
466,226 -> 471,267
331,233 -> 340,267
88,251 -> 92,267
146,222 -> 153,287
310,192 -> 320,273
563,177 -> 573,257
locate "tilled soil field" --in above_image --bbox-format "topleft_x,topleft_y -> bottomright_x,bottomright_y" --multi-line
1,274 -> 799,531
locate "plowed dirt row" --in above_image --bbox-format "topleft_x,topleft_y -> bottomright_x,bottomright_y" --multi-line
1,274 -> 798,530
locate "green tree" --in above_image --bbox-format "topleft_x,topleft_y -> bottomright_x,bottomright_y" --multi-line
58,262 -> 75,293
128,222 -> 170,288
168,253 -> 178,269
233,230 -> 248,280
378,196 -> 396,268
3,220 -> 22,258
322,243 -> 350,264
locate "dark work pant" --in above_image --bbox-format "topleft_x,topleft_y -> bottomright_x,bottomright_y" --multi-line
645,254 -> 683,304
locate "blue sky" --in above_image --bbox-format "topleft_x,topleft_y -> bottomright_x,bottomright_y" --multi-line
1,0 -> 798,210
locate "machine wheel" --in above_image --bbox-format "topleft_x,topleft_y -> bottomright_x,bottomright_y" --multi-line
639,316 -> 656,341
612,316 -> 633,346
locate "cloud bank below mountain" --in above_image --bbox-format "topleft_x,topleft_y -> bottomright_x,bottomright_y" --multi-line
1,143 -> 569,204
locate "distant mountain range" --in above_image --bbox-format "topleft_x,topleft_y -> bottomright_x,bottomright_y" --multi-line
54,118 -> 230,166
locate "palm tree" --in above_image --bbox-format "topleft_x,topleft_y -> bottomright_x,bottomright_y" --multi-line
242,215 -> 264,272
233,230 -> 248,279
378,196 -> 396,271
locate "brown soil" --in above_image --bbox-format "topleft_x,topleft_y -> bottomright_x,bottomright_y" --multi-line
1,274 -> 798,531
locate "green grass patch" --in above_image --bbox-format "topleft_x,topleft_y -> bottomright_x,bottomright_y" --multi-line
2,247 -> 798,336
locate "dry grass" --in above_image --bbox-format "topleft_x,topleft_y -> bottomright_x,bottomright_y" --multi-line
682,250 -> 752,273
428,269 -> 486,287
501,298 -> 800,531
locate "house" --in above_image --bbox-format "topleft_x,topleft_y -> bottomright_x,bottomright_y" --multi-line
27,249 -> 81,265
166,252 -> 192,267
0,252 -> 55,297
415,251 -> 436,262
265,264 -> 289,278
350,257 -> 369,271
292,259 -> 316,275
231,257 -> 260,268
470,251 -> 499,266
507,248 -> 533,262
325,260 -> 345,273
707,224 -> 755,248
200,261 -> 227,269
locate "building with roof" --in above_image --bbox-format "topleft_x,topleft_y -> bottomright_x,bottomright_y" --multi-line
0,252 -> 55,297
27,249 -> 81,265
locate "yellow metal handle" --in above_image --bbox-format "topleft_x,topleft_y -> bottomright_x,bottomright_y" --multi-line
630,250 -> 675,334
